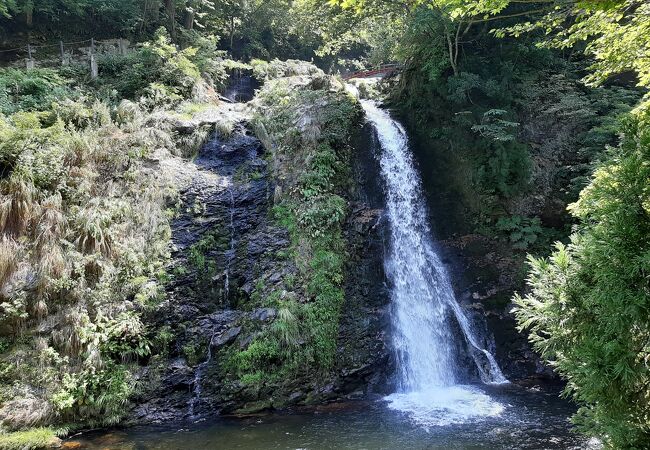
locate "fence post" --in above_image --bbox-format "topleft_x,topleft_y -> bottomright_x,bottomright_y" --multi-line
25,44 -> 34,69
59,41 -> 67,65
118,38 -> 128,55
89,38 -> 98,79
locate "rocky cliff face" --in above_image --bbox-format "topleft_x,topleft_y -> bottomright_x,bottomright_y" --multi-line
131,70 -> 393,423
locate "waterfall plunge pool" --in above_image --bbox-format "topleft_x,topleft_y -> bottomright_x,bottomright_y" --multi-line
69,383 -> 595,449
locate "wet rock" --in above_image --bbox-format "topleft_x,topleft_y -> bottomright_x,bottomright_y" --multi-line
212,326 -> 241,348
251,308 -> 276,322
234,400 -> 272,415
133,87 -> 394,424
238,332 -> 261,350
165,358 -> 193,390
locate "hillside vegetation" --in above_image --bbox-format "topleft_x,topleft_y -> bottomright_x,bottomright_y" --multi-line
0,0 -> 648,448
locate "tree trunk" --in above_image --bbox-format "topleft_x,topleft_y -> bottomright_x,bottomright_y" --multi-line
165,0 -> 176,38
184,8 -> 194,30
24,2 -> 33,27
445,31 -> 458,76
152,0 -> 160,22
229,15 -> 235,50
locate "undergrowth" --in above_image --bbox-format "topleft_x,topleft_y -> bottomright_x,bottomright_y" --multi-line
0,33 -> 233,432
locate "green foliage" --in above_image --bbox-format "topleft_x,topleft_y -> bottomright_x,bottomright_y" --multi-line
0,428 -> 60,450
490,1 -> 650,89
229,338 -> 281,377
0,69 -> 72,115
495,215 -> 542,250
182,343 -> 201,367
52,363 -> 134,426
297,194 -> 347,237
188,232 -> 220,271
471,109 -> 519,142
476,140 -> 530,197
93,28 -> 210,107
101,312 -> 152,361
0,112 -> 67,177
514,103 -> 650,448
250,58 -> 323,81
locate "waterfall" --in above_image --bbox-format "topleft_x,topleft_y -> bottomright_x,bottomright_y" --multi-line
188,333 -> 215,419
360,99 -> 507,427
224,187 -> 236,302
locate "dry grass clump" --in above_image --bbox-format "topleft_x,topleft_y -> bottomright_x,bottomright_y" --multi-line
34,194 -> 65,252
0,176 -> 39,236
74,202 -> 114,258
0,237 -> 19,288
0,89 -> 212,430
50,306 -> 87,358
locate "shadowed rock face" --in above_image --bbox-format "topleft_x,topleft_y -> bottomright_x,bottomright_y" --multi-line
132,118 -> 393,423
223,72 -> 261,103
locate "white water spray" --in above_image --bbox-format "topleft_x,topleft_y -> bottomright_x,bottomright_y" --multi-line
360,99 -> 507,427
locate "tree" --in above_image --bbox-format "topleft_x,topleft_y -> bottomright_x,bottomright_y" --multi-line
328,0 -> 536,75
481,0 -> 650,89
487,0 -> 650,446
0,0 -> 15,17
514,102 -> 650,447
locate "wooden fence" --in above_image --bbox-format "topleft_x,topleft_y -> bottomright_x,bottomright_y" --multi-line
0,38 -> 131,78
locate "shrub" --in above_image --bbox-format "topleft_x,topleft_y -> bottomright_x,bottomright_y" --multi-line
514,102 -> 650,448
0,69 -> 72,115
495,215 -> 543,250
52,363 -> 135,426
476,141 -> 531,197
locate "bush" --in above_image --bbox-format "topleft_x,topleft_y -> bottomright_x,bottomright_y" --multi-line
495,216 -> 543,250
93,28 -> 223,107
514,102 -> 650,448
0,69 -> 72,115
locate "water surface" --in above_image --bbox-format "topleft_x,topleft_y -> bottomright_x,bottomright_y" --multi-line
72,384 -> 593,450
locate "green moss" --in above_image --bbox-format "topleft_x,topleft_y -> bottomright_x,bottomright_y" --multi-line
224,74 -> 360,389
0,428 -> 61,450
187,229 -> 228,273
182,343 -> 202,366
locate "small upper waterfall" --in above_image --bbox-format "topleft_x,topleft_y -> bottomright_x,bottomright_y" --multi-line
360,99 -> 507,427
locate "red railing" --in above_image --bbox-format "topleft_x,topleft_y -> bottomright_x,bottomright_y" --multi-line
343,64 -> 401,80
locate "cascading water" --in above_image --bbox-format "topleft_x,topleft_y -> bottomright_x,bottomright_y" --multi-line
188,333 -> 215,419
189,184 -> 237,419
360,99 -> 507,428
224,187 -> 236,302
